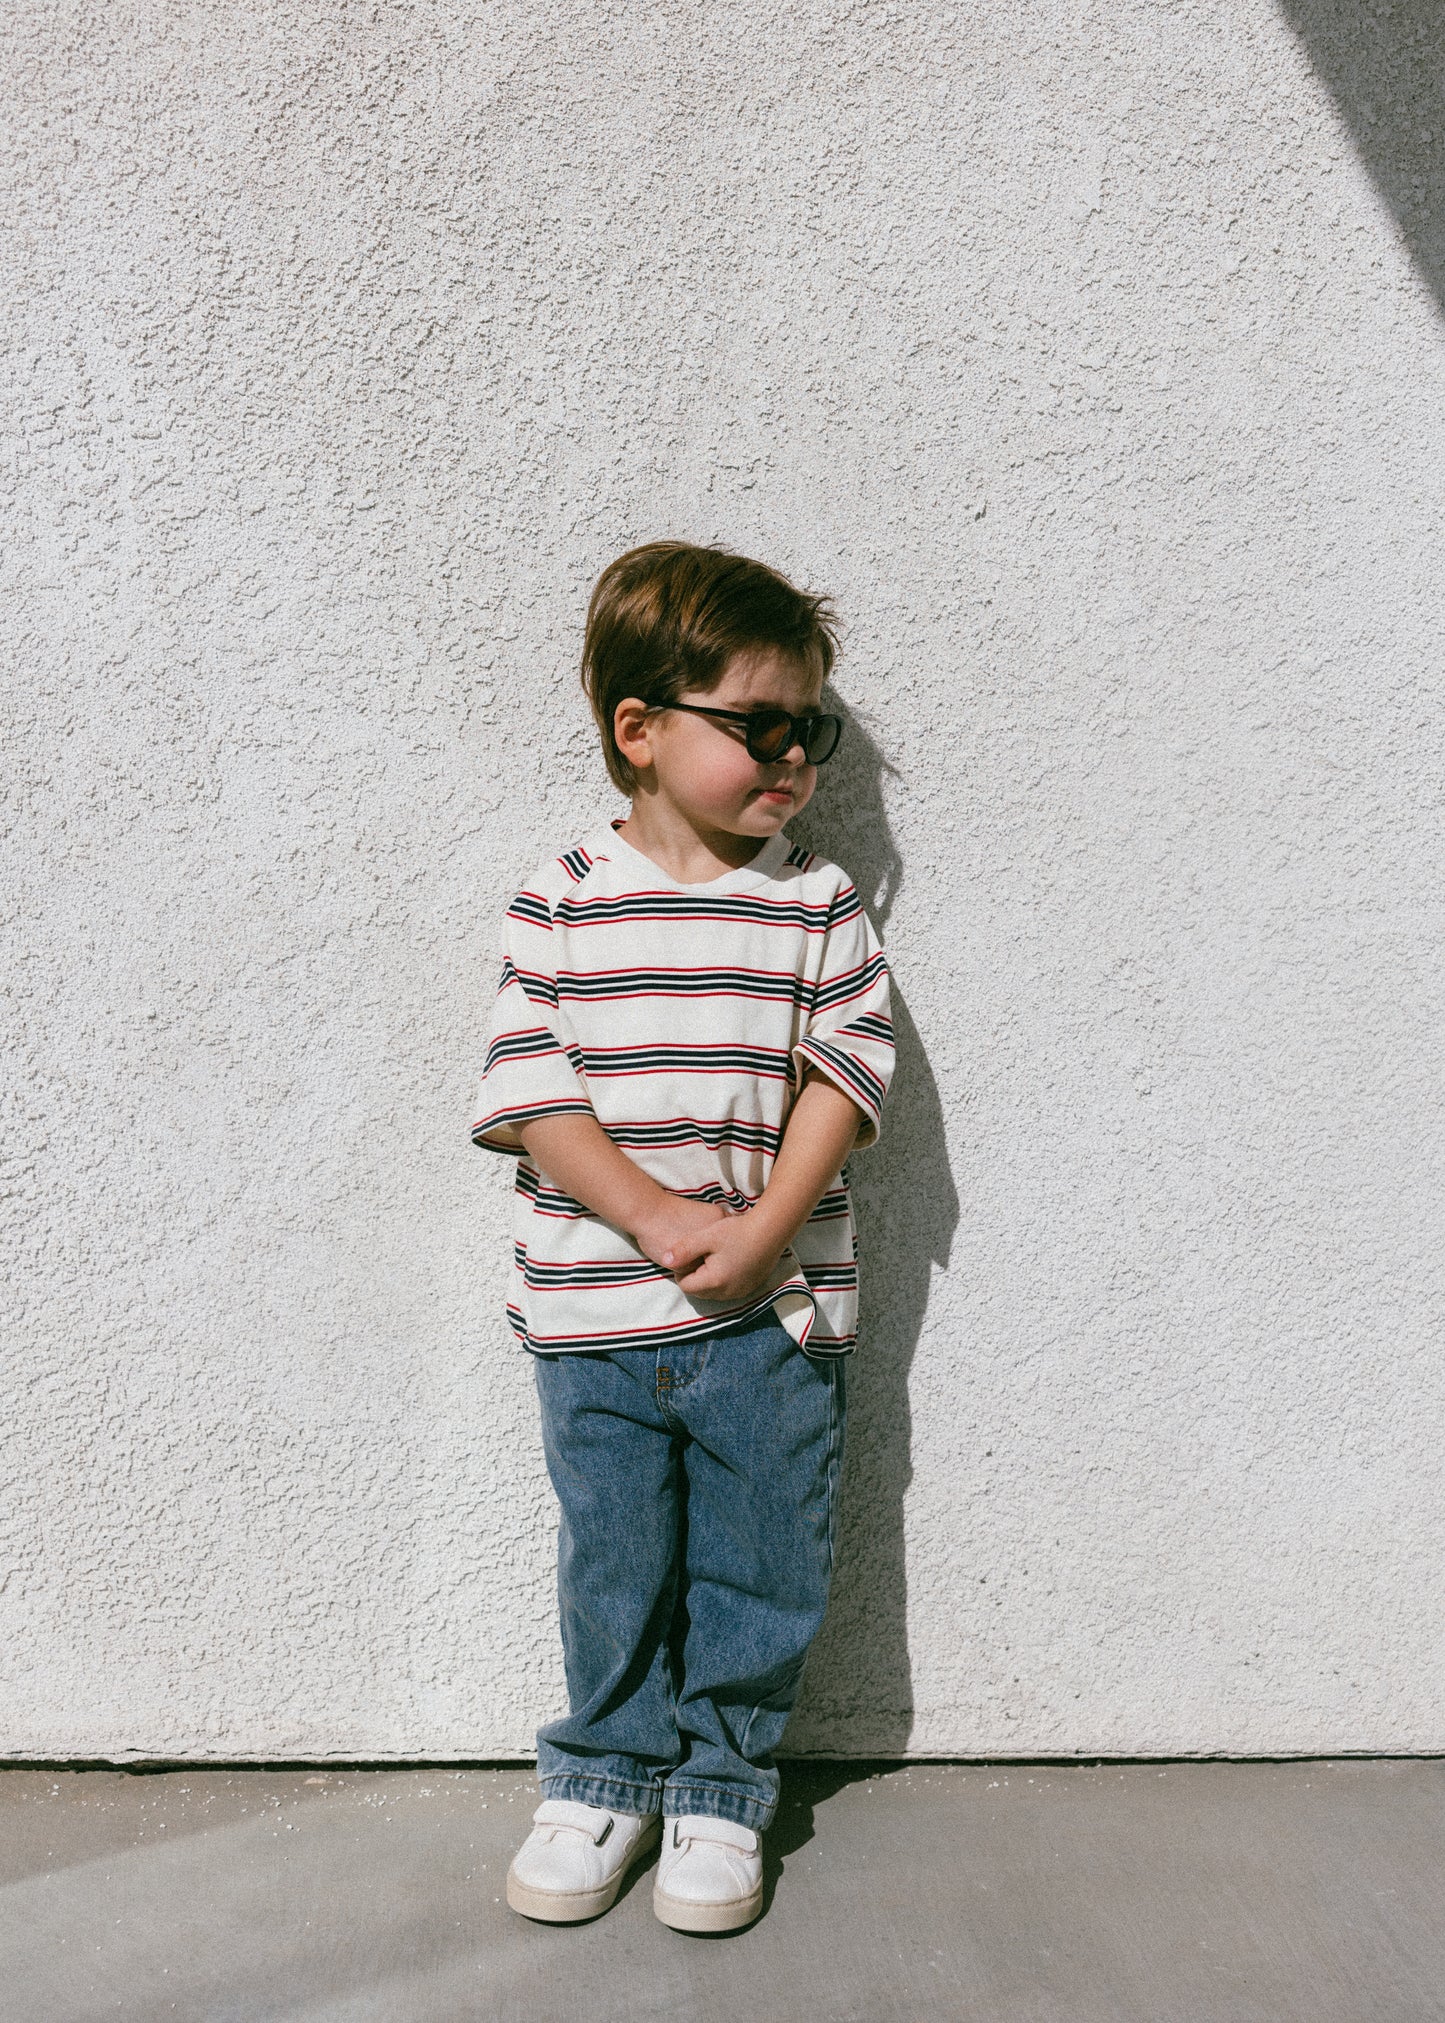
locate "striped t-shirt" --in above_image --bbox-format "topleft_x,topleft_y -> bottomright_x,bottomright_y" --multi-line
470,820 -> 894,1357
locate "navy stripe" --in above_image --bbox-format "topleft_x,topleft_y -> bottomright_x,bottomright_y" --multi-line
521,1175 -> 761,1220
578,1043 -> 792,1079
520,1250 -> 669,1290
803,1035 -> 889,1107
509,1308 -> 855,1356
605,1117 -> 784,1154
841,1012 -> 893,1042
797,1039 -> 888,1115
522,1177 -> 594,1220
802,1264 -> 858,1291
506,891 -> 553,929
472,1098 -> 593,1141
811,952 -> 889,1013
483,1027 -> 567,1073
554,891 -> 841,932
509,1286 -> 816,1353
499,958 -> 560,1009
557,966 -> 816,1006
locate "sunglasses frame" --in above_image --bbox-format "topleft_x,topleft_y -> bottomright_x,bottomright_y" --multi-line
655,701 -> 844,767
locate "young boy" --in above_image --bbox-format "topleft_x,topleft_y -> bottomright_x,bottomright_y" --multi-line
471,542 -> 894,1933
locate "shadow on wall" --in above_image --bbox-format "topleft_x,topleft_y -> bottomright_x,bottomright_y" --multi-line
785,693 -> 960,1754
1280,0 -> 1445,318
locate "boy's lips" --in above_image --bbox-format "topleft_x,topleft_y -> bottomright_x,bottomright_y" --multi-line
758,787 -> 794,805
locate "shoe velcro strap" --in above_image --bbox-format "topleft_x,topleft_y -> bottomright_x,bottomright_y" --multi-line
533,1799 -> 616,1841
669,1814 -> 758,1852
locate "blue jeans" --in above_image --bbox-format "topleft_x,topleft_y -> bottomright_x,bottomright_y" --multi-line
532,1313 -> 846,1832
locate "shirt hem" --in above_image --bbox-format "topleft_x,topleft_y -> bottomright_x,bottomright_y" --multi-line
510,1286 -> 854,1358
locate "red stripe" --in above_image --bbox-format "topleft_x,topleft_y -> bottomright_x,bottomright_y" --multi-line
583,1063 -> 792,1081
558,963 -> 807,981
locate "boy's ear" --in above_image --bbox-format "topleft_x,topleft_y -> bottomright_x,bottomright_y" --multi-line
613,697 -> 655,774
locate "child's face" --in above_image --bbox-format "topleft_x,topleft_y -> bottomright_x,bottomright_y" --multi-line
631,648 -> 825,842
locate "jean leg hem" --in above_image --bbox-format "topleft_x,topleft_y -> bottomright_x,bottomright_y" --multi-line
537,1770 -> 665,1817
661,1781 -> 774,1832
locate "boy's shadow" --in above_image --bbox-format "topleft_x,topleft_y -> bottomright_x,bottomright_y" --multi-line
783,693 -> 959,1763
759,1760 -> 893,1912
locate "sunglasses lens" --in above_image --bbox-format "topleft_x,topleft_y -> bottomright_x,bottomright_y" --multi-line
747,712 -> 795,762
744,711 -> 843,764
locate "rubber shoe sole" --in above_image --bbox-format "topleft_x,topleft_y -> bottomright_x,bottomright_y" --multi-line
653,1878 -> 764,1934
506,1815 -> 661,1923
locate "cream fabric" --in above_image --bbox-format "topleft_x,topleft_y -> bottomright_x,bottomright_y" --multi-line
471,822 -> 894,1356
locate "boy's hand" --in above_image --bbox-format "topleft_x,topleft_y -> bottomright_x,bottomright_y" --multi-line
634,1194 -> 730,1277
663,1209 -> 787,1303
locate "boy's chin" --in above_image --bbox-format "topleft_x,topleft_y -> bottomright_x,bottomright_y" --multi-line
731,807 -> 791,835
696,793 -> 804,842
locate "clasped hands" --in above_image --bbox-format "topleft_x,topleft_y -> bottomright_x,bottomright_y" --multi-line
514,1076 -> 863,1308
634,1193 -> 787,1303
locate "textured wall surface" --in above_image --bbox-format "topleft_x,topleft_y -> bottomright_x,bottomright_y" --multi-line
5,0 -> 1444,1760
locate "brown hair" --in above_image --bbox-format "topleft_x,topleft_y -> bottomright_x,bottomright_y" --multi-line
581,541 -> 839,793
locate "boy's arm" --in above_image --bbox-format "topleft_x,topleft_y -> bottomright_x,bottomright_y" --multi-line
514,1112 -> 727,1271
665,1071 -> 865,1301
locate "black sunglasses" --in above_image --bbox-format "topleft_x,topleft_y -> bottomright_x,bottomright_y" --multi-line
657,702 -> 843,767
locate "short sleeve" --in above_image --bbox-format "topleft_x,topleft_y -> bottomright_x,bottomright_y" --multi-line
470,885 -> 593,1155
791,883 -> 895,1149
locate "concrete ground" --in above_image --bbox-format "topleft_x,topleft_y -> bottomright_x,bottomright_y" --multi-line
2,1761 -> 1443,2022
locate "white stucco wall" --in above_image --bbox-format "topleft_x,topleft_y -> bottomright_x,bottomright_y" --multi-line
5,0 -> 1444,1761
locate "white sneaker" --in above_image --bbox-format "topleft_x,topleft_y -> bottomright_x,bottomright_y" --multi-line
653,1814 -> 764,1933
506,1799 -> 661,1922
